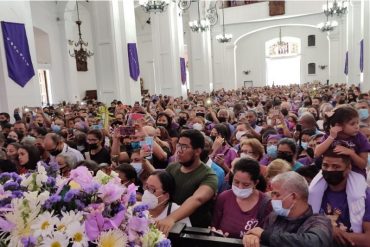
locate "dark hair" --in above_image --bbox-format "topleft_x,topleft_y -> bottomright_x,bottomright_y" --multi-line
301,128 -> 317,137
151,170 -> 175,201
213,123 -> 229,140
179,129 -> 205,150
179,111 -> 190,119
323,105 -> 359,133
47,133 -> 62,145
296,165 -> 320,180
115,163 -> 137,182
87,129 -> 103,141
0,112 -> 10,120
233,158 -> 267,192
33,127 -> 48,137
156,112 -> 172,129
76,160 -> 99,174
19,144 -> 40,171
157,126 -> 171,143
278,138 -> 297,155
322,148 -> 351,166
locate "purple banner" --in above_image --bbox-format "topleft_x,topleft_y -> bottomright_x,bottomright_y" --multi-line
1,21 -> 35,87
127,43 -> 140,81
180,57 -> 186,85
360,39 -> 364,73
344,51 -> 348,75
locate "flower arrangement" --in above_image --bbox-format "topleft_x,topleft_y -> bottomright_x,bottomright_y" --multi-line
0,162 -> 170,247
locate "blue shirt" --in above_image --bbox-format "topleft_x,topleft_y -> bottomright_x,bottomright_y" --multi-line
210,161 -> 225,193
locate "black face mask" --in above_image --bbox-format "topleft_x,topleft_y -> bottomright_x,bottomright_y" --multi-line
6,138 -> 16,144
277,152 -> 294,163
49,148 -> 62,157
210,136 -> 216,142
25,117 -> 31,124
281,108 -> 289,116
322,170 -> 345,186
156,123 -> 167,128
218,117 -> 227,123
196,112 -> 205,118
89,143 -> 99,150
37,123 -> 43,127
178,118 -> 187,126
0,120 -> 8,125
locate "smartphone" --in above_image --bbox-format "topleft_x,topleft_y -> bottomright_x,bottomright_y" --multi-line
296,124 -> 302,132
119,126 -> 135,136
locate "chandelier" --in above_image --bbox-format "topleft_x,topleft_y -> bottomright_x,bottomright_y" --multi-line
189,1 -> 210,32
216,2 -> 232,43
69,0 -> 93,71
322,0 -> 348,17
317,19 -> 338,32
139,0 -> 170,13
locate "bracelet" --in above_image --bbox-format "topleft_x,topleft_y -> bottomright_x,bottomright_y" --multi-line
328,136 -> 335,140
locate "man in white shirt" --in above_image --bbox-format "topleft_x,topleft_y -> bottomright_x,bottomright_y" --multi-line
44,133 -> 84,162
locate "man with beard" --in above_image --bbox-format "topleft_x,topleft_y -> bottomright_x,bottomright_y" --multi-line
157,129 -> 217,235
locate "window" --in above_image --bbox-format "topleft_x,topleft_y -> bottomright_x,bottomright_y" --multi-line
308,63 -> 316,75
308,35 -> 316,47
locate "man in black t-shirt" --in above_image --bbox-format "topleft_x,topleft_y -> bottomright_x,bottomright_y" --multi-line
86,129 -> 111,164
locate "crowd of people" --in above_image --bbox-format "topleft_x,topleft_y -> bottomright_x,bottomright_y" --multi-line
1,82 -> 370,247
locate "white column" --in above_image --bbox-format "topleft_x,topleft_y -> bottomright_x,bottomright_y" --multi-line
188,1 -> 213,93
111,0 -> 141,105
0,1 -> 41,115
151,2 -> 187,98
347,1 -> 362,85
362,0 -> 370,91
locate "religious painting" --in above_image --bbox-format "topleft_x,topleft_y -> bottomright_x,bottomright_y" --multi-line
269,1 -> 285,16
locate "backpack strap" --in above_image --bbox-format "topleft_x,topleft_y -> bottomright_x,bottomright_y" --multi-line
256,194 -> 271,225
166,202 -> 173,216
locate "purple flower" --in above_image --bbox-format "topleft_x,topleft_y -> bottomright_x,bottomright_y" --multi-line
11,191 -> 23,198
128,192 -> 136,206
64,189 -> 79,202
41,160 -> 60,177
3,181 -> 19,191
74,199 -> 85,210
43,195 -> 61,210
45,177 -> 56,187
84,182 -> 100,194
69,166 -> 93,189
128,216 -> 149,233
21,236 -> 36,247
98,182 -> 125,204
156,239 -> 171,247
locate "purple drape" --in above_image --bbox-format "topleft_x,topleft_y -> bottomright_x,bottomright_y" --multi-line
127,43 -> 140,81
180,57 -> 186,85
360,39 -> 364,73
1,21 -> 35,87
344,51 -> 348,75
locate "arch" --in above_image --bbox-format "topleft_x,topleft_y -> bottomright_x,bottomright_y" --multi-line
33,26 -> 51,65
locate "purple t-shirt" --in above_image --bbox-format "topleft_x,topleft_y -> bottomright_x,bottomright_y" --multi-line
320,188 -> 370,232
212,144 -> 238,168
321,132 -> 370,176
212,190 -> 271,238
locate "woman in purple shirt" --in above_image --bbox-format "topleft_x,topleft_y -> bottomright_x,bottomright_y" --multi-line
212,158 -> 271,238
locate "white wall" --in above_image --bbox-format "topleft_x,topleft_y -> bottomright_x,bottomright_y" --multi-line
234,26 -> 329,88
0,1 -> 41,114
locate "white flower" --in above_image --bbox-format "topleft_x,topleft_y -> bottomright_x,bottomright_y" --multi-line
0,184 -> 12,200
96,229 -> 128,247
56,211 -> 83,233
40,232 -> 69,247
31,211 -> 58,237
65,222 -> 88,247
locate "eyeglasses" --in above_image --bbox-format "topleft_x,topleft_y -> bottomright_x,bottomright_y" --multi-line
176,144 -> 192,152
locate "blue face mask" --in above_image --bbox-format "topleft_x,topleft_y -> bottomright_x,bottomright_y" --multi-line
358,109 -> 369,121
51,124 -> 61,133
131,142 -> 141,150
301,142 -> 308,150
271,193 -> 293,217
267,145 -> 278,158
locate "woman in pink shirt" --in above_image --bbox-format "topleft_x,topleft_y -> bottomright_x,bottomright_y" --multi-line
212,158 -> 271,238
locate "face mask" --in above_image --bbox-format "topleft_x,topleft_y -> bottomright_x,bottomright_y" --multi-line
51,124 -> 61,133
6,138 -> 16,144
77,145 -> 85,151
156,123 -> 167,128
0,120 -> 8,125
131,162 -> 143,175
277,152 -> 293,163
232,185 -> 253,199
131,142 -> 141,150
236,131 -> 247,141
267,145 -> 278,158
49,148 -> 62,157
178,117 -> 187,126
142,190 -> 161,209
281,108 -> 289,116
271,193 -> 293,217
89,143 -> 99,150
240,153 -> 254,159
196,112 -> 205,118
300,142 -> 308,150
210,136 -> 216,142
322,170 -> 345,186
175,109 -> 181,114
358,109 -> 369,121
218,117 -> 227,123
192,123 -> 203,131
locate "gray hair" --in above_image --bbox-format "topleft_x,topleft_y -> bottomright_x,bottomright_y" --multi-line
56,153 -> 77,169
271,171 -> 309,200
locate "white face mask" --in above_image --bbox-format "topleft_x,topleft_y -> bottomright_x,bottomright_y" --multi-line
232,184 -> 253,199
236,131 -> 247,141
271,193 -> 293,217
192,123 -> 203,131
240,153 -> 255,160
142,190 -> 160,209
130,162 -> 143,175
